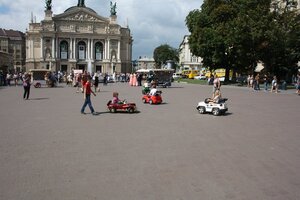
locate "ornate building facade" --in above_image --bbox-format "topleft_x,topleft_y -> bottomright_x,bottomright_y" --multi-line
25,0 -> 133,74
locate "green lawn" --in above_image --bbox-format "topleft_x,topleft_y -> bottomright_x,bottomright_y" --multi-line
175,78 -> 208,85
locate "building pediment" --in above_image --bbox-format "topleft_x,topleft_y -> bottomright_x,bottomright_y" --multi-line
53,7 -> 109,23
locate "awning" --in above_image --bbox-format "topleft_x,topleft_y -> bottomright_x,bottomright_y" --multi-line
255,62 -> 264,72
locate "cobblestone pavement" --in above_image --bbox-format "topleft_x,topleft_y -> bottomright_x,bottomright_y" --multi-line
0,83 -> 299,200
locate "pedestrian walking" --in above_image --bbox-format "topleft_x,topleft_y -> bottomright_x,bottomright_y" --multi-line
13,72 -> 19,86
213,74 -> 221,93
263,74 -> 269,91
137,73 -> 143,86
247,75 -> 251,88
253,73 -> 260,91
22,73 -> 31,100
81,77 -> 97,115
6,72 -> 12,86
75,73 -> 82,93
93,73 -> 99,92
271,76 -> 278,93
103,73 -> 108,85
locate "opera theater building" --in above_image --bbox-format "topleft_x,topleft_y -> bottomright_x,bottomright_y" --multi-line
25,0 -> 133,74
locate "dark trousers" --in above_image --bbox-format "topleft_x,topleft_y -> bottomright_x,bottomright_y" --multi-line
81,94 -> 95,113
23,86 -> 30,99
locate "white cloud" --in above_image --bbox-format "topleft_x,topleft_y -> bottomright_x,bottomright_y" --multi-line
0,0 -> 203,59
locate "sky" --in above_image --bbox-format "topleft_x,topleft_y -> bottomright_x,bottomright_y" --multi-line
0,0 -> 203,60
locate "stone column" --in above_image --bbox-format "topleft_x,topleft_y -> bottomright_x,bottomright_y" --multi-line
31,39 -> 34,59
86,40 -> 89,60
26,40 -> 30,59
56,38 -> 59,58
40,37 -> 44,59
107,39 -> 110,60
91,39 -> 94,60
70,38 -> 73,59
69,38 -> 72,59
118,40 -> 120,60
104,40 -> 107,60
52,38 -> 55,58
73,38 -> 76,59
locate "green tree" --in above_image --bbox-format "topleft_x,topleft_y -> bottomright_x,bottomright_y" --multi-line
185,0 -> 300,80
153,44 -> 179,68
265,0 -> 300,79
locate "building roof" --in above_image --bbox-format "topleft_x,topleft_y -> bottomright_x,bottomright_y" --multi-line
0,28 -> 25,40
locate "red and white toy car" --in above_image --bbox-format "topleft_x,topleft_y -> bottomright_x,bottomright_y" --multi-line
107,100 -> 137,113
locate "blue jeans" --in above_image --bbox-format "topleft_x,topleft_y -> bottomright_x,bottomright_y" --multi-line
264,82 -> 268,91
81,94 -> 95,113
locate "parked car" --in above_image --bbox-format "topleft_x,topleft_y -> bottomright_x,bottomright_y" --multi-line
172,73 -> 182,80
194,75 -> 207,80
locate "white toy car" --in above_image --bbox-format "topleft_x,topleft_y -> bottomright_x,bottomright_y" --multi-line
196,98 -> 228,116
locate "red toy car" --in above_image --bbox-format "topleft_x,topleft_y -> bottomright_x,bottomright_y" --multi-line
107,100 -> 137,113
142,92 -> 162,104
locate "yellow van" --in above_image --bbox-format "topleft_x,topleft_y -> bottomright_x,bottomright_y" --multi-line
188,70 -> 199,79
204,68 -> 234,79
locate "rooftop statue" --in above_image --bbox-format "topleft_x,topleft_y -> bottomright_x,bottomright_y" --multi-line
78,0 -> 85,7
45,0 -> 52,10
110,1 -> 117,15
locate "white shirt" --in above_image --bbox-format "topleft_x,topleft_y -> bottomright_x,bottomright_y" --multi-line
149,88 -> 157,96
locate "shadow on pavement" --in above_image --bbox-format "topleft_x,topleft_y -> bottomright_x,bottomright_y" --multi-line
28,98 -> 50,100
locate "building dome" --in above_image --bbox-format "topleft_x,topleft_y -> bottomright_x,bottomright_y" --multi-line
64,6 -> 97,14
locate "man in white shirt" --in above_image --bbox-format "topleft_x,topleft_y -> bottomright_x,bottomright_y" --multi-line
149,85 -> 157,96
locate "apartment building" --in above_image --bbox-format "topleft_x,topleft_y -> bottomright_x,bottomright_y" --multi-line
0,28 -> 26,72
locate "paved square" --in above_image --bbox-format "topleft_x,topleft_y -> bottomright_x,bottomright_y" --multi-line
0,83 -> 299,200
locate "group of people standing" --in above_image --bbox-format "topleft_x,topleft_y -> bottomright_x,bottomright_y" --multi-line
128,73 -> 143,87
247,74 -> 280,93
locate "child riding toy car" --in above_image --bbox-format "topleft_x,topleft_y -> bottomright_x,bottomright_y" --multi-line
107,100 -> 137,113
142,90 -> 162,104
142,82 -> 150,94
107,92 -> 137,113
196,98 -> 228,116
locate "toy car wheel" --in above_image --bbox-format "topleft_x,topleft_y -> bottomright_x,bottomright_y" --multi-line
111,108 -> 116,113
198,106 -> 206,114
149,100 -> 153,104
212,108 -> 220,116
142,98 -> 147,103
127,108 -> 134,113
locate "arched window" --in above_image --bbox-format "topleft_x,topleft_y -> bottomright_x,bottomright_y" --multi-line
95,42 -> 103,60
60,41 -> 68,59
78,41 -> 86,60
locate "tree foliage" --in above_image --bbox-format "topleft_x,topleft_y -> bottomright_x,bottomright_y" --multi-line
153,44 -> 179,68
186,0 -> 300,80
